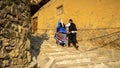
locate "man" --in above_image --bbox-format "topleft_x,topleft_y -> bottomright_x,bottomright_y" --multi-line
66,19 -> 79,50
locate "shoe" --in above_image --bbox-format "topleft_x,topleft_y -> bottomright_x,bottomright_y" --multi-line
68,45 -> 71,47
76,46 -> 79,50
61,44 -> 65,47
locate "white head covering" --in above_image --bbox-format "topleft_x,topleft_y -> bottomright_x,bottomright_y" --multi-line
59,18 -> 64,27
59,18 -> 63,24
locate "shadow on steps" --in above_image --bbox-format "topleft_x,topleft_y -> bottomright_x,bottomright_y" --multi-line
27,33 -> 49,68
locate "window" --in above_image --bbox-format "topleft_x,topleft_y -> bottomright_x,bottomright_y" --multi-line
56,5 -> 63,15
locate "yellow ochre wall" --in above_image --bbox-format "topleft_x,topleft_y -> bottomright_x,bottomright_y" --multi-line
33,0 -> 120,35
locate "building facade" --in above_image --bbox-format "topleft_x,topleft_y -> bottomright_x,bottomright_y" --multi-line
32,0 -> 120,40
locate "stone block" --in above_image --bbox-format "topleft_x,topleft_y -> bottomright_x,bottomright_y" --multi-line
3,60 -> 10,67
27,52 -> 32,63
0,40 -> 2,46
0,0 -> 31,68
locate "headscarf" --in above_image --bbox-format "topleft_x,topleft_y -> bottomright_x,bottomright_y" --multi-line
56,18 -> 66,33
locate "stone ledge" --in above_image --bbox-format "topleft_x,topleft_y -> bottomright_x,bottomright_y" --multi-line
44,57 -> 54,68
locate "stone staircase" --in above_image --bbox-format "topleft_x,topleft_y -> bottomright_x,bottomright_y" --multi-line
36,38 -> 120,68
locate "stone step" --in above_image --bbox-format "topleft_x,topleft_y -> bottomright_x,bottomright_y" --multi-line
106,60 -> 120,68
67,63 -> 109,68
45,51 -> 71,56
41,45 -> 67,50
41,48 -> 64,52
43,50 -> 80,55
40,47 -> 82,58
53,61 -> 120,68
38,38 -> 120,68
62,47 -> 81,52
52,57 -> 119,68
43,49 -> 86,57
52,58 -> 92,68
52,53 -> 98,61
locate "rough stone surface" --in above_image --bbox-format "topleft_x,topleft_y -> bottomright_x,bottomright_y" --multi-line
0,0 -> 32,68
37,37 -> 120,68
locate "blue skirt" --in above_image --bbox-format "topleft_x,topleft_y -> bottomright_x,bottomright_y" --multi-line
54,32 -> 66,45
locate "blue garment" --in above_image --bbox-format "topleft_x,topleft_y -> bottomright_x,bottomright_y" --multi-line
54,22 -> 67,46
56,22 -> 66,33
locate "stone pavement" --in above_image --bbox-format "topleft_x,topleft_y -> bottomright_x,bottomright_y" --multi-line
36,38 -> 120,68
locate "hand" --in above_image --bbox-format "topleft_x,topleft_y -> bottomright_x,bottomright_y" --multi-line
71,31 -> 77,33
71,31 -> 74,33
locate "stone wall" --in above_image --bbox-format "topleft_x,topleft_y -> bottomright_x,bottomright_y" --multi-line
0,0 -> 32,68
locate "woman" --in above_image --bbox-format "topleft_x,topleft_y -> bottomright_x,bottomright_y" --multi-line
54,19 -> 67,46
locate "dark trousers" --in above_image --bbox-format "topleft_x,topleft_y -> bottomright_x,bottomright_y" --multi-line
68,33 -> 78,47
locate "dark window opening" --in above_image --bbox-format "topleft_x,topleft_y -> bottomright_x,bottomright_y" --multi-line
56,5 -> 64,15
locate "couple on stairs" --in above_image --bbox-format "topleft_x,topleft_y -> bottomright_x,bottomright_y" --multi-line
54,18 -> 79,50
